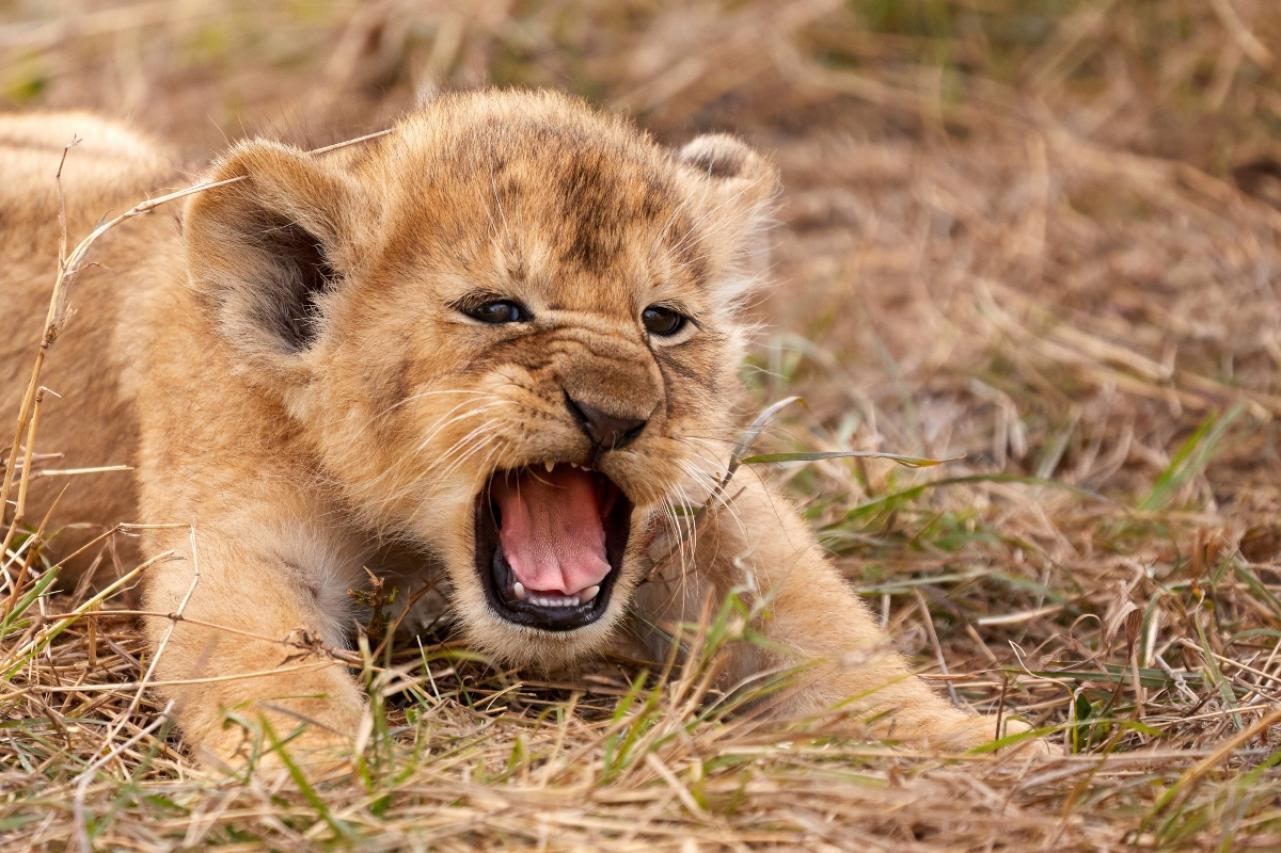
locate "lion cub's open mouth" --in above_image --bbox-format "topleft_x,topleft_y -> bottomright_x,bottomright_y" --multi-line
474,463 -> 632,631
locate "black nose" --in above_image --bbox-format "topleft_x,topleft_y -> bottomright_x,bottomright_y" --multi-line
564,392 -> 648,450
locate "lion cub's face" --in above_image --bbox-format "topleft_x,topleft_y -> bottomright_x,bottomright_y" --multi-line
184,91 -> 776,664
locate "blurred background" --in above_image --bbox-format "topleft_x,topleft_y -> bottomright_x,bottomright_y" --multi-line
5,2 -> 1281,843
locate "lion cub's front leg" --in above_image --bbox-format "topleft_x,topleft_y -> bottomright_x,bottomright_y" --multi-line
636,475 -> 1041,752
142,516 -> 367,769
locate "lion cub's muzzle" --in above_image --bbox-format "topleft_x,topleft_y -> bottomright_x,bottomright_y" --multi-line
474,462 -> 632,631
562,390 -> 649,453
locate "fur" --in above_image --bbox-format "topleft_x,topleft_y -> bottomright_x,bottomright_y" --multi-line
0,91 -> 1047,765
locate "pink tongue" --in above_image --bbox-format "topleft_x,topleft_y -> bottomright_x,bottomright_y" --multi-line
491,468 -> 612,596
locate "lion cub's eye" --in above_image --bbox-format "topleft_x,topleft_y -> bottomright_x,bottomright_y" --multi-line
462,299 -> 529,324
641,305 -> 687,337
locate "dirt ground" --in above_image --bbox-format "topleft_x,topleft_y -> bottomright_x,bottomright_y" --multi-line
4,1 -> 1281,849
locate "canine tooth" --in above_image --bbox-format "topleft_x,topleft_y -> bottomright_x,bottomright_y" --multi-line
543,460 -> 555,473
513,582 -> 526,600
581,585 -> 600,602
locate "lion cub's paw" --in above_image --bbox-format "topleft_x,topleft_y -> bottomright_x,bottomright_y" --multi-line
961,715 -> 1061,757
197,712 -> 360,781
923,713 -> 1060,757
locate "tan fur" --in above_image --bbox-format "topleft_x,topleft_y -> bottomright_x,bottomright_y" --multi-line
0,91 -> 1047,765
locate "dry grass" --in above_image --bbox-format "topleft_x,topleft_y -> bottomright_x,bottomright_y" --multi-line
4,0 -> 1281,848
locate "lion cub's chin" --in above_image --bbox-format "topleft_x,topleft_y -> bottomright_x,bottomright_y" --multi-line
458,588 -> 634,671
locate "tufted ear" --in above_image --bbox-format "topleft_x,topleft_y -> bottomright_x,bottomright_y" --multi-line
184,140 -> 370,382
674,134 -> 779,298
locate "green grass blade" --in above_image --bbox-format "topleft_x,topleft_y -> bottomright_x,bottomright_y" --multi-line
1140,404 -> 1244,511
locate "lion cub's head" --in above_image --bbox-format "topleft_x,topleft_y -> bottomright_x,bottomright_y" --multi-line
183,90 -> 776,664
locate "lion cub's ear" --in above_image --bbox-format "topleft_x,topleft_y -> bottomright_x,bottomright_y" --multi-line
675,134 -> 779,299
184,141 -> 370,382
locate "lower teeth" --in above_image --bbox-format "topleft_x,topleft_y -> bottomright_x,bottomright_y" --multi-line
510,590 -> 597,608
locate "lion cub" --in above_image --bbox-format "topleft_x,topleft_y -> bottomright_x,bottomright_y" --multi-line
0,91 -> 1045,765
